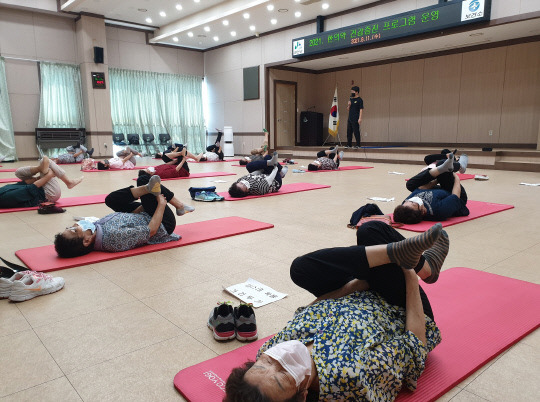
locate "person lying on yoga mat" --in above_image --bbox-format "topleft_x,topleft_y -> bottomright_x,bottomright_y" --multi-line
53,175 -> 194,258
142,146 -> 198,179
306,146 -> 344,171
424,149 -> 468,174
161,144 -> 202,165
393,153 -> 470,224
95,146 -> 145,170
239,129 -> 270,166
225,222 -> 446,402
0,156 -> 83,209
228,152 -> 288,198
200,129 -> 225,161
51,143 -> 93,164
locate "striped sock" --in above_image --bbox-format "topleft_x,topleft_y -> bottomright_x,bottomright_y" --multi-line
387,223 -> 442,270
422,230 -> 449,284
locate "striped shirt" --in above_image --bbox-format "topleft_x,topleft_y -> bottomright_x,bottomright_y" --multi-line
237,174 -> 280,196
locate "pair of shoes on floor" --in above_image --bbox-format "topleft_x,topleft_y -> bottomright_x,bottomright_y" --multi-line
0,270 -> 64,302
208,302 -> 258,341
194,191 -> 224,202
38,202 -> 66,214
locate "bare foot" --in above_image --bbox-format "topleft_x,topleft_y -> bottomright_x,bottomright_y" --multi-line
39,156 -> 50,175
67,176 -> 83,189
196,152 -> 203,162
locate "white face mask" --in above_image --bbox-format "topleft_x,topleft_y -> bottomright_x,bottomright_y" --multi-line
263,340 -> 312,387
77,219 -> 96,234
409,196 -> 424,207
239,179 -> 250,189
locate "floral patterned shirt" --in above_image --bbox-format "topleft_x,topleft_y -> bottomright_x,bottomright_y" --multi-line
257,291 -> 441,401
93,212 -> 180,252
316,157 -> 338,170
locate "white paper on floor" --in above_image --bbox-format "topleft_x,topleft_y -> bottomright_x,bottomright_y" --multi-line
224,278 -> 287,308
212,180 -> 228,183
368,197 -> 395,202
520,182 -> 540,186
388,171 -> 405,175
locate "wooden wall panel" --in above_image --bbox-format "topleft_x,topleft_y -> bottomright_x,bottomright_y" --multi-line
499,41 -> 540,144
421,53 -> 462,143
361,64 -> 391,142
457,47 -> 506,144
389,59 -> 424,142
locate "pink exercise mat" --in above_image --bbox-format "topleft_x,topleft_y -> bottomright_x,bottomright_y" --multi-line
0,194 -> 107,214
0,168 -> 17,173
187,159 -> 241,163
15,217 -> 273,272
306,165 -> 373,172
392,200 -> 514,232
82,166 -> 151,172
173,268 -> 540,402
132,172 -> 236,182
217,182 -> 331,201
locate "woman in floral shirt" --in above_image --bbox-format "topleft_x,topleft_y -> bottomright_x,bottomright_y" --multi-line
225,222 -> 447,401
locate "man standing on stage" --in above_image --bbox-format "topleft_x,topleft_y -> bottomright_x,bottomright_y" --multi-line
347,86 -> 364,148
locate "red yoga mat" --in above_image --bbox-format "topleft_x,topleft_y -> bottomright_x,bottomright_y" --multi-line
406,173 -> 475,181
15,217 -> 273,272
306,165 -> 373,172
173,268 -> 540,402
0,178 -> 19,183
217,182 -> 331,201
0,194 -> 107,214
393,200 -> 514,232
188,159 -> 241,163
82,166 -> 151,172
132,172 -> 236,182
231,163 -> 298,167
0,168 -> 17,172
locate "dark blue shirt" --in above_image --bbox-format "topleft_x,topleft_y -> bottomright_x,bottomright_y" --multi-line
406,188 -> 466,221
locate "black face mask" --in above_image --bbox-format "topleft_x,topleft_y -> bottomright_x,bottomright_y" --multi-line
351,93 -> 355,97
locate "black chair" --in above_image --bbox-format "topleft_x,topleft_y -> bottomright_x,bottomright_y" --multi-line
142,134 -> 155,144
159,133 -> 171,145
127,134 -> 140,145
113,133 -> 126,146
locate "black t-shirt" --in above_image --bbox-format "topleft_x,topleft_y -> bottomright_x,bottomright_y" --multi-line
348,96 -> 364,120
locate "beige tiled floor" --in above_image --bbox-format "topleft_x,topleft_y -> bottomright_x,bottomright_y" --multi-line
0,156 -> 539,401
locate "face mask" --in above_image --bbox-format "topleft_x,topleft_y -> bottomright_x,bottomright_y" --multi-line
263,340 -> 312,387
351,93 -> 355,97
240,179 -> 250,189
77,219 -> 96,234
409,196 -> 424,207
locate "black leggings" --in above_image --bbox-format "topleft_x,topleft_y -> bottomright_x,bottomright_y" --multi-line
104,175 -> 177,235
316,149 -> 340,168
245,155 -> 283,188
290,221 -> 434,320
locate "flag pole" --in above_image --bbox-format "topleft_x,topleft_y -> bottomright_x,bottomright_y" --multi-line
323,85 -> 342,146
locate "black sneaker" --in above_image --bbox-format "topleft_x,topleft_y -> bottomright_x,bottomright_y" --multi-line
207,302 -> 236,341
234,303 -> 258,341
87,148 -> 95,157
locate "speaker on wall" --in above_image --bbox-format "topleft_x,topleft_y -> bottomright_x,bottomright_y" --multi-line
94,47 -> 104,64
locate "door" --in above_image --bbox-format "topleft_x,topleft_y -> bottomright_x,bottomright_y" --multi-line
275,81 -> 297,147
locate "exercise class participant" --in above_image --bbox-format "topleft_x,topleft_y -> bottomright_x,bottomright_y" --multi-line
307,146 -> 344,171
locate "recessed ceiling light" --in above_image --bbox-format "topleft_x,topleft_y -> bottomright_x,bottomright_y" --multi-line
145,17 -> 152,23
322,3 -> 329,10
294,0 -> 301,2
213,36 -> 219,41
194,0 -> 200,3
230,31 -> 236,37
173,36 -> 179,42
267,4 -> 274,11
243,13 -> 250,19
278,9 -> 288,13
187,31 -> 194,37
138,8 -> 147,12
249,25 -> 256,31
176,4 -> 182,11
222,20 -> 229,26
295,11 -> 301,18
159,11 -> 166,17
271,18 -> 277,24
204,26 -> 210,32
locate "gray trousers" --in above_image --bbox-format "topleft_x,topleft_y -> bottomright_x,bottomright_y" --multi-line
15,160 -> 66,202
116,147 -> 137,165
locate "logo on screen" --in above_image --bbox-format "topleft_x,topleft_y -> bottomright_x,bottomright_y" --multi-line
469,0 -> 480,12
462,0 -> 484,21
293,39 -> 304,56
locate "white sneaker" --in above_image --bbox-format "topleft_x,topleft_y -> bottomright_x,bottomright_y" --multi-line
0,271 -> 32,298
8,273 -> 65,302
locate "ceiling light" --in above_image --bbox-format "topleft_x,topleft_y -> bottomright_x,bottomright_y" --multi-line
213,36 -> 219,41
138,8 -> 147,12
159,11 -> 166,17
145,17 -> 152,23
176,4 -> 182,11
187,31 -> 194,37
295,0 -> 301,2
295,11 -> 301,18
173,37 -> 179,42
223,20 -> 229,26
249,25 -> 256,31
278,9 -> 288,13
322,3 -> 329,10
204,26 -> 210,32
271,19 -> 277,25
194,0 -> 200,3
267,4 -> 274,11
243,13 -> 250,19
231,31 -> 237,37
